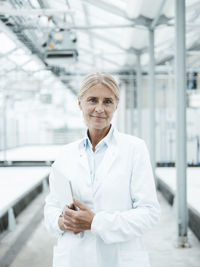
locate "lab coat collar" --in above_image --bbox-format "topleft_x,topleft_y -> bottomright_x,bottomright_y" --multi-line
78,126 -> 120,194
78,125 -> 119,151
83,124 -> 114,151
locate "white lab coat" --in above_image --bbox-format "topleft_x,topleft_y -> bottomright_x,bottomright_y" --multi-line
44,128 -> 160,267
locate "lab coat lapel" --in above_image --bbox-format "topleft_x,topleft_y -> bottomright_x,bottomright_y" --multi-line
78,142 -> 90,181
93,141 -> 118,195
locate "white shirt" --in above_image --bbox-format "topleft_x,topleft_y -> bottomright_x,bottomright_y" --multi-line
83,125 -> 114,184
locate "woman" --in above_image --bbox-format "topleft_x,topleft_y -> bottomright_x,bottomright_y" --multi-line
44,72 -> 160,267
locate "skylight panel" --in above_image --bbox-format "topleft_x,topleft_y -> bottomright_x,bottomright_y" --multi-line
29,0 -> 40,8
108,0 -> 127,11
0,57 -> 16,71
77,32 -> 91,47
87,5 -> 128,25
73,9 -> 88,25
22,60 -> 43,71
126,0 -> 142,19
155,27 -> 174,47
68,0 -> 84,10
46,0 -> 68,10
93,37 -> 123,53
186,0 -> 200,6
0,33 -> 16,53
9,49 -> 31,65
33,70 -> 52,79
91,28 -> 127,49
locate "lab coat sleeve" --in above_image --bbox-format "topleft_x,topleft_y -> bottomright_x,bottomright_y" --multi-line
44,167 -> 64,237
91,140 -> 160,244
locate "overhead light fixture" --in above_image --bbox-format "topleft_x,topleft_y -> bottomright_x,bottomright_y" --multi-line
44,30 -> 78,66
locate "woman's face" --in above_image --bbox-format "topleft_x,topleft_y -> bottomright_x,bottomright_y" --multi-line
78,83 -> 118,131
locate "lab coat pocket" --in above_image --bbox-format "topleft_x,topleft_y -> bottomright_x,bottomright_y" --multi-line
120,250 -> 150,267
53,246 -> 70,267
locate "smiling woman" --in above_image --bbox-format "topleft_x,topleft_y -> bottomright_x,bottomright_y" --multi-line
44,71 -> 160,267
78,72 -> 120,150
79,86 -> 117,149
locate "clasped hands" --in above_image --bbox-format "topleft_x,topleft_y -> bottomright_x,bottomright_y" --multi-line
58,198 -> 95,235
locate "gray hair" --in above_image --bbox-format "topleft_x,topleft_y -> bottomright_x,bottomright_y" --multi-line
78,72 -> 120,101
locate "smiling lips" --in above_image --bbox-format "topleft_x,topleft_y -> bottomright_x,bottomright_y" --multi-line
91,115 -> 106,119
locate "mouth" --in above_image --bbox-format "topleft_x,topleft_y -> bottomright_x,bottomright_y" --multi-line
91,115 -> 106,119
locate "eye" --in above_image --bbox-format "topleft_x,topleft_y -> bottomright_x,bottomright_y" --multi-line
104,99 -> 112,104
88,97 -> 96,103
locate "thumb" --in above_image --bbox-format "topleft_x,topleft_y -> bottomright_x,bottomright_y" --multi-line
73,198 -> 87,210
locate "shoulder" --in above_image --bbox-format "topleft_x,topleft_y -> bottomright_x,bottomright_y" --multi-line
52,138 -> 83,166
115,131 -> 145,147
61,139 -> 83,152
114,131 -> 149,156
115,132 -> 150,164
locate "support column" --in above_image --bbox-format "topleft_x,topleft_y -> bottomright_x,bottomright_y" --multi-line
148,29 -> 156,175
2,89 -> 7,163
125,80 -> 130,134
175,0 -> 188,247
137,54 -> 142,138
117,81 -> 126,133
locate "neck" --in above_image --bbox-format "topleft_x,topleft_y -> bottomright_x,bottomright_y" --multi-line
88,125 -> 111,151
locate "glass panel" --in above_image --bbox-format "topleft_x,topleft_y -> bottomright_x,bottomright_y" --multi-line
0,33 -> 16,53
8,49 -> 31,66
22,60 -> 44,71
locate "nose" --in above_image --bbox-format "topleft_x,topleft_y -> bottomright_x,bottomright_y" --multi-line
95,102 -> 104,113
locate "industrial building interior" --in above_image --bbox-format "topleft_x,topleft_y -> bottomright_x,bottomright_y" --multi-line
0,0 -> 200,266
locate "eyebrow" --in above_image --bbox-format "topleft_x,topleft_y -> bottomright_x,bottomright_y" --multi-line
87,96 -> 114,100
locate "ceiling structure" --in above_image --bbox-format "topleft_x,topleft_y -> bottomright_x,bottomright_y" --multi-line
1,0 -> 200,94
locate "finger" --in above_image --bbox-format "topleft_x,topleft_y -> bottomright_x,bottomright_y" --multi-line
65,226 -> 83,233
64,207 -> 76,218
64,216 -> 76,226
73,198 -> 88,210
64,217 -> 84,229
68,203 -> 74,209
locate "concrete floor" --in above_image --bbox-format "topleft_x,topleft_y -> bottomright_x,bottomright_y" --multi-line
144,193 -> 200,267
0,191 -> 200,267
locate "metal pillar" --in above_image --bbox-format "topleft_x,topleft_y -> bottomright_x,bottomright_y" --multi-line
175,0 -> 189,247
2,89 -> 7,163
148,29 -> 156,175
130,77 -> 135,136
125,81 -> 130,134
117,82 -> 126,133
136,54 -> 142,138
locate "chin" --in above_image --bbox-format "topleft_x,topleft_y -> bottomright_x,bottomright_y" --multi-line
88,122 -> 109,130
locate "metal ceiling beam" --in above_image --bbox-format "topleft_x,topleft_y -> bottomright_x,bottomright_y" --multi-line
0,8 -> 73,16
13,23 -> 140,31
63,23 -> 136,30
150,0 -> 167,29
